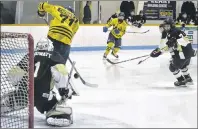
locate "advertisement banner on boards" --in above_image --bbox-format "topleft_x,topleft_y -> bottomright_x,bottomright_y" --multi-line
143,1 -> 176,20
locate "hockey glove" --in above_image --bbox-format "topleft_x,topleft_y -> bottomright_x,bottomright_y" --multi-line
103,27 -> 108,33
133,22 -> 142,28
37,10 -> 46,17
114,28 -> 120,34
58,88 -> 69,97
137,23 -> 142,28
150,48 -> 162,58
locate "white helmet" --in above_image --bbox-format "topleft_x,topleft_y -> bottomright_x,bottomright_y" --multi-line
35,38 -> 53,56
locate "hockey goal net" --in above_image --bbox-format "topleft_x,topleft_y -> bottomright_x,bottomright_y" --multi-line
0,32 -> 34,128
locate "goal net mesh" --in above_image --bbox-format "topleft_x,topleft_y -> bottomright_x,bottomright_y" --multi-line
0,32 -> 34,128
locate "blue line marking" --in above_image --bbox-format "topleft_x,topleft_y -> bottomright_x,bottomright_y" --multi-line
1,44 -> 197,54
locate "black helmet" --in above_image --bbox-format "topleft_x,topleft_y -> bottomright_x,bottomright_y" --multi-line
163,17 -> 175,26
163,17 -> 175,31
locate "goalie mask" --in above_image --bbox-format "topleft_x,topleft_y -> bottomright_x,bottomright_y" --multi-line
35,38 -> 53,56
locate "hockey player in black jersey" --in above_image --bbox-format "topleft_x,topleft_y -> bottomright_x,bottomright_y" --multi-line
150,18 -> 195,87
3,39 -> 75,127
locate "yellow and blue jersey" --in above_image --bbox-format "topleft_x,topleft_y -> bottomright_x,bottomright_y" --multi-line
105,18 -> 127,39
38,2 -> 79,45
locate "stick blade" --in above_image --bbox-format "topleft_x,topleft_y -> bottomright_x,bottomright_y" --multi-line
78,74 -> 99,88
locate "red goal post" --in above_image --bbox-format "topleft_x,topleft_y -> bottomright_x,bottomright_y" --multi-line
0,32 -> 34,128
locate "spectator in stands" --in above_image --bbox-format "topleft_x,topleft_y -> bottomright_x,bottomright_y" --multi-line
192,10 -> 198,25
120,1 -> 135,19
83,1 -> 91,24
181,1 -> 196,21
176,12 -> 191,25
0,2 -> 15,24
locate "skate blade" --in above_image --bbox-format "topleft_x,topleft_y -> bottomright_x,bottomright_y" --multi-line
174,84 -> 187,87
186,82 -> 194,85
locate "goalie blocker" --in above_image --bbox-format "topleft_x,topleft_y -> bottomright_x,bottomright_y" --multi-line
4,52 -> 74,127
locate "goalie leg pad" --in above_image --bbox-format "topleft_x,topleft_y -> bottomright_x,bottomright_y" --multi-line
51,64 -> 68,89
46,102 -> 73,127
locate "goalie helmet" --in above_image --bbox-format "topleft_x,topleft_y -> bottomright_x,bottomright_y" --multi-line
35,38 -> 53,57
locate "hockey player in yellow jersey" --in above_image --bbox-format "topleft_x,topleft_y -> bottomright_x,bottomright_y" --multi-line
38,2 -> 79,64
37,2 -> 79,127
103,12 -> 128,59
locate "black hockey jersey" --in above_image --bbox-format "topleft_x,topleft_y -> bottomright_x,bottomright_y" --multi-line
162,27 -> 194,59
17,54 -> 53,113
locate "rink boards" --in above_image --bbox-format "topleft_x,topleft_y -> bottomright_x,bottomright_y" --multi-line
1,25 -> 197,51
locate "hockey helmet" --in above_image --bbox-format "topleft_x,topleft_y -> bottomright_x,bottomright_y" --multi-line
163,17 -> 175,31
118,12 -> 125,20
65,6 -> 74,14
35,38 -> 53,56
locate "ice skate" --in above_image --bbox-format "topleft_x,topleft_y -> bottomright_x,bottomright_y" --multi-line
103,53 -> 107,59
184,74 -> 194,85
174,76 -> 186,87
111,51 -> 119,58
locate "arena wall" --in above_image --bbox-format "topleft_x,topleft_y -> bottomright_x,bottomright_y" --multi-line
1,25 -> 197,51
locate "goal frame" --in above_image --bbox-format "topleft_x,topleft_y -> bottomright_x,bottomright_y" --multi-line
0,32 -> 34,128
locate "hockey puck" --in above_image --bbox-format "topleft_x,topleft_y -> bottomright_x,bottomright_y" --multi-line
74,73 -> 79,79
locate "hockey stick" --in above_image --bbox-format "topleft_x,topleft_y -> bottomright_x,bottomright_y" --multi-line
137,46 -> 167,65
107,29 -> 149,34
138,56 -> 150,64
106,54 -> 150,65
127,29 -> 150,34
68,57 -> 98,88
66,61 -> 80,97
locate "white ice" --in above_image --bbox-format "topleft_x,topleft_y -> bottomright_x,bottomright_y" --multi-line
34,50 -> 197,128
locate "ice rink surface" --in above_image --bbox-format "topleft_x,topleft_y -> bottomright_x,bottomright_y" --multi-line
34,50 -> 197,128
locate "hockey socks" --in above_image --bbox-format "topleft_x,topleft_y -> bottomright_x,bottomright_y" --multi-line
104,42 -> 114,58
